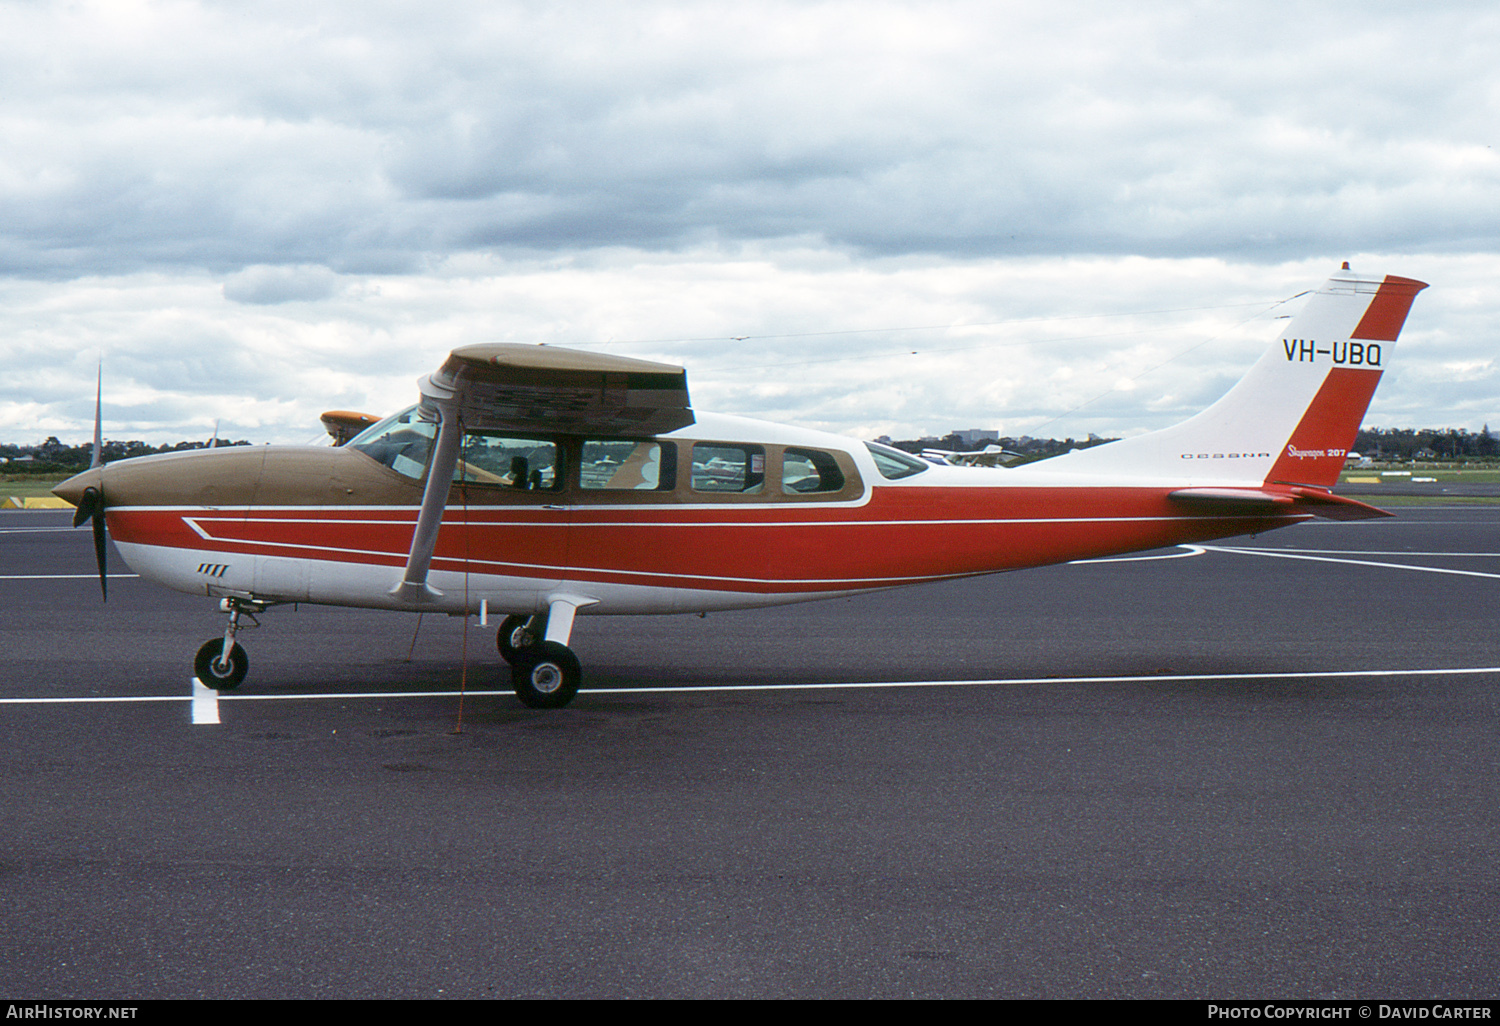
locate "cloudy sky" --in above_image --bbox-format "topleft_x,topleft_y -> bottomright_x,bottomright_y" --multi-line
2,0 -> 1497,446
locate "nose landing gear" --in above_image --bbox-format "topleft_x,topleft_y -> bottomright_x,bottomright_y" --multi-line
193,598 -> 265,691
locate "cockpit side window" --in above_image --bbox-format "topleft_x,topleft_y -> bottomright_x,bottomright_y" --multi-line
346,406 -> 435,480
457,434 -> 561,491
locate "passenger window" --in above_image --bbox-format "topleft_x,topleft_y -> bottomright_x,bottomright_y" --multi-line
581,440 -> 675,490
782,448 -> 846,494
456,434 -> 560,491
691,444 -> 765,494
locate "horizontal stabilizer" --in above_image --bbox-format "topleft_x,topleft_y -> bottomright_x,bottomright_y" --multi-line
1169,487 -> 1391,521
1168,487 -> 1295,506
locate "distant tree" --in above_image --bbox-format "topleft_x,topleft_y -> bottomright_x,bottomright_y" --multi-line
1,436 -> 253,475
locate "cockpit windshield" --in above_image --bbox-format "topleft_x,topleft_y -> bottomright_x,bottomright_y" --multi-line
346,405 -> 435,480
864,441 -> 929,480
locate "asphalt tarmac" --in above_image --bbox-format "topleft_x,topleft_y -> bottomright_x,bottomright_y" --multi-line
2,506 -> 1499,999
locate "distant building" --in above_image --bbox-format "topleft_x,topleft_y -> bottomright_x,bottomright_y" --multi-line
952,429 -> 1000,446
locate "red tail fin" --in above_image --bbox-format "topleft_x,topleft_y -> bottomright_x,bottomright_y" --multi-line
1265,275 -> 1426,488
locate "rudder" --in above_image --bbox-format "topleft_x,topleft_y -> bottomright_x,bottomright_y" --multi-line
1261,273 -> 1426,487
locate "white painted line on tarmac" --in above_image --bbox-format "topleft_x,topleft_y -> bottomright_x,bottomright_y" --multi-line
1204,545 -> 1500,580
1299,516 -> 1500,524
1073,545 -> 1500,570
1071,544 -> 1205,565
0,573 -> 139,580
2,665 -> 1498,721
191,678 -> 220,724
599,665 -> 1500,695
1229,546 -> 1500,557
0,694 -> 207,704
213,689 -> 514,702
0,690 -> 514,705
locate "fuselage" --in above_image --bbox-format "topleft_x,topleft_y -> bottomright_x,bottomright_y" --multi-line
56,409 -> 1305,617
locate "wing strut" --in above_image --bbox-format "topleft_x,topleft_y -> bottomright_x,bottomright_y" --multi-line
386,341 -> 696,605
389,399 -> 463,605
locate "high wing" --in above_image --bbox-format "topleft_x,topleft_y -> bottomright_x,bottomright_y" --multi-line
420,343 -> 694,436
391,344 -> 695,603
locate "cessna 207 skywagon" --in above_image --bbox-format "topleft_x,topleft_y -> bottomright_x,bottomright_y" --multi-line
54,266 -> 1426,708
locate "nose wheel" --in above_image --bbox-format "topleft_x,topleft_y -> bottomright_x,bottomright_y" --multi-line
194,639 -> 248,690
193,598 -> 263,691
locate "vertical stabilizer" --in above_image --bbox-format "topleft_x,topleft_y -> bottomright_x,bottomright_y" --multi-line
1042,268 -> 1426,487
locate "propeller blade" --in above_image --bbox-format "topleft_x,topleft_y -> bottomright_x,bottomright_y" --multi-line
74,369 -> 109,600
91,504 -> 108,602
73,485 -> 107,601
90,364 -> 103,469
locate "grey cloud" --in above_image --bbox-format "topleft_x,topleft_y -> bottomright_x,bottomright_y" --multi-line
0,1 -> 1496,280
0,1 -> 1496,448
223,265 -> 343,304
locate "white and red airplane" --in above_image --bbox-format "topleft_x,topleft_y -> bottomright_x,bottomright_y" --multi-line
54,265 -> 1426,707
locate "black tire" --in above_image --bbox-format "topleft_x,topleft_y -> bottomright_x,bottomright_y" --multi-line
511,641 -> 581,709
194,639 -> 248,691
496,614 -> 541,664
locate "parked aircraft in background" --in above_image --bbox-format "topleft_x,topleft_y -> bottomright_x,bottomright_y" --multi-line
319,410 -> 380,446
55,266 -> 1426,708
919,444 -> 1022,467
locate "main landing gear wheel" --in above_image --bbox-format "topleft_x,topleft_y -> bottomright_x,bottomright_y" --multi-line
511,641 -> 581,709
194,639 -> 249,691
497,614 -> 543,664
